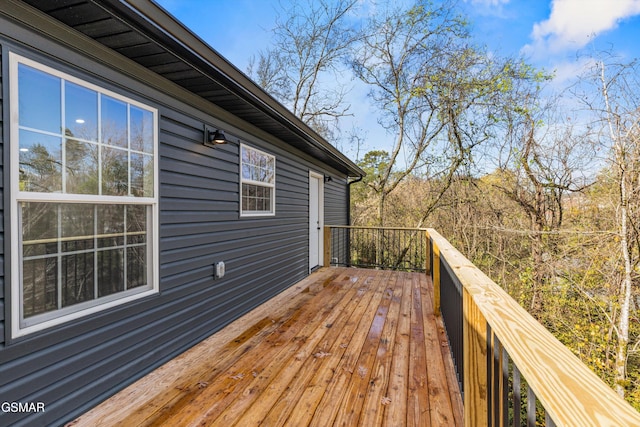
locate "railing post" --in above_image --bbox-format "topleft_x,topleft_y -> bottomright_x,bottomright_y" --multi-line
425,230 -> 432,275
432,239 -> 440,317
323,226 -> 331,267
463,288 -> 488,427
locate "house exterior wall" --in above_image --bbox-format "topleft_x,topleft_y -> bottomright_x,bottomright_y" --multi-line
0,11 -> 349,427
0,47 -> 4,350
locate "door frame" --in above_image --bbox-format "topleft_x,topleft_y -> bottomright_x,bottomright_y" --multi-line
309,170 -> 324,272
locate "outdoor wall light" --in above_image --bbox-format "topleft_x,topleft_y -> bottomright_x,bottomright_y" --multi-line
324,174 -> 333,183
203,125 -> 228,147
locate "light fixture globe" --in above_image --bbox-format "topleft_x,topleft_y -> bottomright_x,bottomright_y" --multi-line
203,125 -> 228,147
210,129 -> 227,144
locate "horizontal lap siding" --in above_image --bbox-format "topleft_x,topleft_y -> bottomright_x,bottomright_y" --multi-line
0,30 -> 349,426
325,178 -> 349,264
0,45 -> 4,347
325,177 -> 349,226
158,113 -> 310,292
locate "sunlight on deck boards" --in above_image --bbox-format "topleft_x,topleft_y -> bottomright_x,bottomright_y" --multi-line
73,267 -> 463,426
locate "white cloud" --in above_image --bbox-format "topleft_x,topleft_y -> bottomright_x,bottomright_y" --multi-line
526,0 -> 640,56
549,57 -> 595,86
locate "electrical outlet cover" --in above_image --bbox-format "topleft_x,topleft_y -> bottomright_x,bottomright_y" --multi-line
215,261 -> 225,279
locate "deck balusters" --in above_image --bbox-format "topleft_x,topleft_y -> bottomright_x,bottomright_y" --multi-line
527,385 -> 536,427
327,226 -> 427,272
513,365 -> 521,426
440,254 -> 464,395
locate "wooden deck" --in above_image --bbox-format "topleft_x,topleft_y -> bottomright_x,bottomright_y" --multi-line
73,267 -> 463,426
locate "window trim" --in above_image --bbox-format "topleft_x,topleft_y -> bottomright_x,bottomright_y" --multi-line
9,52 -> 160,338
239,143 -> 276,217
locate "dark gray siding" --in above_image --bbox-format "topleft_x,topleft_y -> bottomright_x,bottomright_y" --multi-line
0,15 -> 350,427
325,176 -> 350,265
0,45 -> 4,348
325,177 -> 349,226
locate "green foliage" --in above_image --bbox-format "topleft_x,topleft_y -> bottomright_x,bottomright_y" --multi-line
357,150 -> 390,189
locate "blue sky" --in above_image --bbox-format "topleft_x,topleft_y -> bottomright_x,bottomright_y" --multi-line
154,0 -> 640,160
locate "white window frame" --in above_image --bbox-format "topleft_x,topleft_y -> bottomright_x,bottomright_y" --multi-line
9,53 -> 160,338
240,143 -> 276,217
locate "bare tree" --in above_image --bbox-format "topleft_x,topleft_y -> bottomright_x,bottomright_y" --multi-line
492,93 -> 594,314
566,49 -> 640,398
350,0 -> 533,226
247,0 -> 359,139
589,56 -> 640,398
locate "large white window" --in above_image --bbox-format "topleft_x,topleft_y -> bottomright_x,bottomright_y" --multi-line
240,144 -> 276,216
10,53 -> 159,337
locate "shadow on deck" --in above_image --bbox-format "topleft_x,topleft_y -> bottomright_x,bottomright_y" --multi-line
73,267 -> 463,426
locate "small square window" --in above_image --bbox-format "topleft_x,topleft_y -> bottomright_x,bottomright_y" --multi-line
240,144 -> 275,216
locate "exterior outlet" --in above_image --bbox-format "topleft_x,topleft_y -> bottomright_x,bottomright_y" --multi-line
215,261 -> 226,279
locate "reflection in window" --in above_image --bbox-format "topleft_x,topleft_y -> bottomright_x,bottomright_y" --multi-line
17,62 -> 155,198
130,106 -> 154,153
65,139 -> 99,194
65,81 -> 98,141
18,64 -> 61,133
20,202 -> 149,318
240,144 -> 276,216
101,95 -> 127,148
18,130 -> 62,193
131,153 -> 154,197
101,147 -> 129,196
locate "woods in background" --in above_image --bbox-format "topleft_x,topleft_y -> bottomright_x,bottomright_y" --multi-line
248,0 -> 640,409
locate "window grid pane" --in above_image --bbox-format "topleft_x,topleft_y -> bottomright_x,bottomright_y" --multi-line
19,130 -> 63,193
61,252 -> 95,308
241,145 -> 275,214
23,257 -> 58,318
18,64 -> 61,133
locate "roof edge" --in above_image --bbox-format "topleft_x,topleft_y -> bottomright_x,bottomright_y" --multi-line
109,0 -> 364,177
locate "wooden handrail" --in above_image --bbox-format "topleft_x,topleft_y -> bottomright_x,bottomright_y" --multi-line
326,225 -> 429,231
427,228 -> 640,426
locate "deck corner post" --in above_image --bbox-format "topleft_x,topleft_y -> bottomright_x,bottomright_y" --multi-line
425,230 -> 432,275
323,226 -> 331,267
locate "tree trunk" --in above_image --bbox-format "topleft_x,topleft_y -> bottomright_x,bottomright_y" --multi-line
615,173 -> 632,397
377,191 -> 386,227
530,226 -> 544,316
600,60 -> 633,398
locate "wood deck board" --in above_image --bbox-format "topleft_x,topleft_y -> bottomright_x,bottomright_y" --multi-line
383,271 -> 412,427
73,267 -> 463,427
357,272 -> 403,427
315,270 -> 392,427
408,274 -> 431,426
234,273 -> 365,426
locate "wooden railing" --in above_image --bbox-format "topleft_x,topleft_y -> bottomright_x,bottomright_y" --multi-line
325,225 -> 640,426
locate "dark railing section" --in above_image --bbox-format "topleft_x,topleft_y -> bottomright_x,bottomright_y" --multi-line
439,254 -> 464,395
487,330 -> 557,427
327,226 -> 427,272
